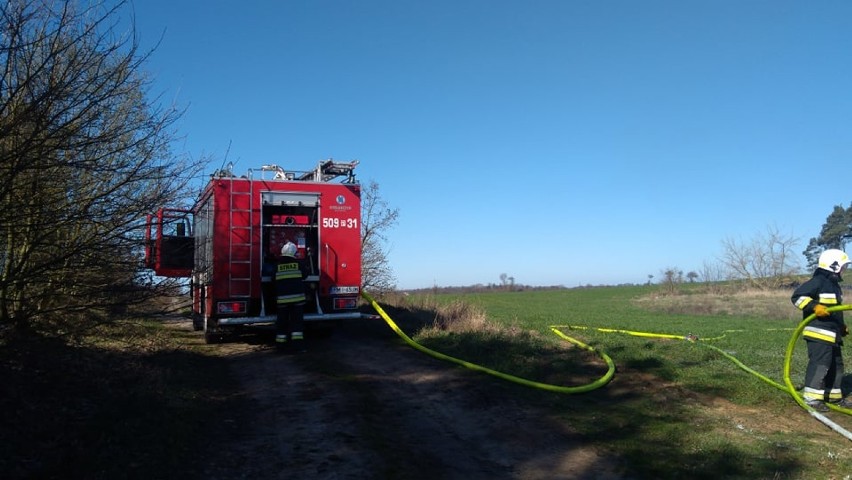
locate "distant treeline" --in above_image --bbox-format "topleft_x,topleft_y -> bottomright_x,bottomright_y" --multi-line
401,283 -> 643,295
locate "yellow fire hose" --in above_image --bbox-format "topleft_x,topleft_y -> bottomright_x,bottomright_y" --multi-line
362,292 -> 852,439
361,291 -> 616,393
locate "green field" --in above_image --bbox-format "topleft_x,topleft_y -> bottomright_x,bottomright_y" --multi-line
384,285 -> 852,479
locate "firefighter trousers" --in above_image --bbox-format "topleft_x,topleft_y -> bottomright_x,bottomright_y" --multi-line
275,302 -> 305,345
804,339 -> 844,402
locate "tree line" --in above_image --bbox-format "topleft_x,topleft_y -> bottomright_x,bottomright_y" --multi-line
0,0 -> 205,334
657,205 -> 852,291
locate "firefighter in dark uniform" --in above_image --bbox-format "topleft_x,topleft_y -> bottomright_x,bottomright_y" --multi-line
275,240 -> 306,352
791,248 -> 852,411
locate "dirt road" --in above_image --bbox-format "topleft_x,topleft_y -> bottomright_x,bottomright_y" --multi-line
192,317 -> 626,480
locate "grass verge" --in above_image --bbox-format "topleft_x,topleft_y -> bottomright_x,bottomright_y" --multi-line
0,318 -> 240,480
381,287 -> 852,479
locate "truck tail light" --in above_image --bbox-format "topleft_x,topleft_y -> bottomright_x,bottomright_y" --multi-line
333,297 -> 357,310
217,301 -> 247,314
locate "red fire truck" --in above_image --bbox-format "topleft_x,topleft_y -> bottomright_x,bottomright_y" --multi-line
145,159 -> 369,343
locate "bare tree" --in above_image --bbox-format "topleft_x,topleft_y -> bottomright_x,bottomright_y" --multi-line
659,267 -> 683,294
360,180 -> 399,293
718,225 -> 801,289
0,0 -> 204,333
696,260 -> 727,293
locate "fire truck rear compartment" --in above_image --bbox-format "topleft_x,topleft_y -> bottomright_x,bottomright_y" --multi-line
208,190 -> 361,331
261,196 -> 321,316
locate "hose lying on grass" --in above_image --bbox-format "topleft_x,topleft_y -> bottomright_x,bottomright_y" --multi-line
361,291 -> 616,393
362,293 -> 852,440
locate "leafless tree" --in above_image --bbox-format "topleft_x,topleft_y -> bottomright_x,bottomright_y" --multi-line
696,260 -> 727,293
659,266 -> 683,294
360,180 -> 399,293
0,0 -> 204,333
718,225 -> 801,289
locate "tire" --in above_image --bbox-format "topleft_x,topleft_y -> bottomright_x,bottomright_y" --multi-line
203,317 -> 224,344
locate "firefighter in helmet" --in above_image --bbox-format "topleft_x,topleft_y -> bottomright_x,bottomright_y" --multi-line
275,240 -> 306,352
791,248 -> 852,411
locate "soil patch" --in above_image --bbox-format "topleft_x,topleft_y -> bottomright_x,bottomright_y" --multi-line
195,318 -> 626,480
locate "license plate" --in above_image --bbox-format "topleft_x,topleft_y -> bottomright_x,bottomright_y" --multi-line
329,286 -> 359,294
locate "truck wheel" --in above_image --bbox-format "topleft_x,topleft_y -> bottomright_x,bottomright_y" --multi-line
192,315 -> 203,332
203,318 -> 223,344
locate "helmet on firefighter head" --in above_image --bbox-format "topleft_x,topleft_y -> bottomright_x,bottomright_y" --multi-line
280,241 -> 297,257
818,249 -> 851,274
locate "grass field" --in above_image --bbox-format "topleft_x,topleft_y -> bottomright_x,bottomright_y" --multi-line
383,285 -> 852,479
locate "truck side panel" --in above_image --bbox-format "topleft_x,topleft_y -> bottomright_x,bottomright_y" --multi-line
317,184 -> 362,301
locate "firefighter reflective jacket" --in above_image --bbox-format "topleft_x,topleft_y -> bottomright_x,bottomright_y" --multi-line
275,257 -> 306,305
791,269 -> 846,345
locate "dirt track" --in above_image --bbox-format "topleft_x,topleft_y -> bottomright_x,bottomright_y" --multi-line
189,317 -> 626,480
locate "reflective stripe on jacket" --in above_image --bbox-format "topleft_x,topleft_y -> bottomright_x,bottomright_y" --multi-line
275,258 -> 305,304
791,269 -> 845,345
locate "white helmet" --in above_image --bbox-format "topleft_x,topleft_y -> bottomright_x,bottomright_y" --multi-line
818,249 -> 851,274
280,241 -> 297,257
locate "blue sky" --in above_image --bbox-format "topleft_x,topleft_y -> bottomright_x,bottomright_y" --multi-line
125,1 -> 852,289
